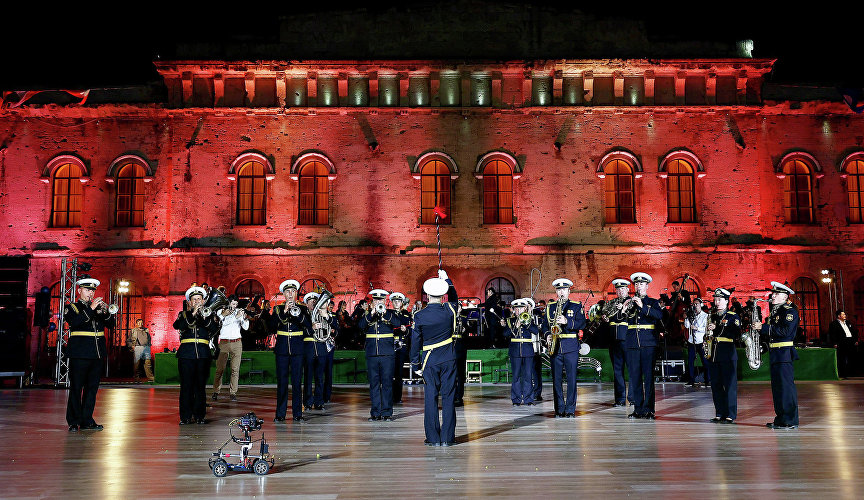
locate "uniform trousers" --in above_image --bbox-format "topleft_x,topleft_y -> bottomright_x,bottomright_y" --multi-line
304,350 -> 326,407
707,358 -> 737,419
510,355 -> 534,404
454,345 -> 467,403
770,361 -> 799,426
422,360 -> 457,444
323,349 -> 334,402
393,347 -> 407,402
66,357 -> 102,426
686,343 -> 711,384
551,351 -> 579,414
275,354 -> 305,418
178,357 -> 210,421
367,354 -> 394,417
609,340 -> 628,404
627,346 -> 657,415
532,354 -> 543,399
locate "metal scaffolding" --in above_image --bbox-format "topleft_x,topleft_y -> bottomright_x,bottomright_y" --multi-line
54,258 -> 78,387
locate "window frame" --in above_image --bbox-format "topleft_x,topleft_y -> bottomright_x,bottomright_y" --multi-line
114,162 -> 147,227
297,160 -> 331,226
842,153 -> 864,224
419,159 -> 453,225
664,159 -> 698,223
601,158 -> 637,224
50,162 -> 84,228
781,159 -> 815,224
477,153 -> 518,225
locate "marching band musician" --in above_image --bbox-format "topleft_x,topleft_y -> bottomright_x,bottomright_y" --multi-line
174,284 -> 219,425
211,295 -> 248,402
323,300 -> 340,403
540,278 -> 587,418
625,272 -> 664,419
532,299 -> 546,401
303,292 -> 329,411
684,298 -> 711,388
390,292 -> 411,404
358,289 -> 404,421
502,298 -> 538,406
64,276 -> 116,432
452,302 -> 467,407
705,288 -> 741,423
753,281 -> 800,429
606,278 -> 632,407
264,279 -> 313,422
410,270 -> 459,446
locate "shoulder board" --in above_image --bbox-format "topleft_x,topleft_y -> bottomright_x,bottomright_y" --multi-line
727,311 -> 738,316
573,301 -> 581,304
782,304 -> 793,309
69,303 -> 79,314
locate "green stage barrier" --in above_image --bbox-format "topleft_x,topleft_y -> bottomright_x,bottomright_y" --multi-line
153,347 -> 838,385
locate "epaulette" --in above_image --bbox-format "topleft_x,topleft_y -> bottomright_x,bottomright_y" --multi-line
69,303 -> 79,314
782,304 -> 793,309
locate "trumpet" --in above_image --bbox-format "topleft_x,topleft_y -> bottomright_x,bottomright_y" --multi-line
93,297 -> 119,315
374,303 -> 387,315
518,311 -> 531,324
289,304 -> 302,317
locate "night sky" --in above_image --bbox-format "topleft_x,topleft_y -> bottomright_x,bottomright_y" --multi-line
1,2 -> 859,90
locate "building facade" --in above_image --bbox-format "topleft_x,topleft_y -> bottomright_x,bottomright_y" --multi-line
2,55 -> 863,357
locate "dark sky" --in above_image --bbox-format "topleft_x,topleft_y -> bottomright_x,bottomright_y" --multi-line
1,2 -> 859,90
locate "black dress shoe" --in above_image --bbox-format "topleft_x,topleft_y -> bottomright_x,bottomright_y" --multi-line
441,441 -> 454,447
534,396 -> 543,402
566,413 -> 576,418
179,419 -> 191,425
613,402 -> 624,407
769,423 -> 797,429
81,423 -> 104,431
628,412 -> 643,419
382,416 -> 393,422
512,403 -> 521,407
68,424 -> 79,432
273,417 -> 286,422
424,440 -> 438,447
710,416 -> 722,423
368,416 -> 379,421
293,416 -> 307,422
723,418 -> 735,424
644,413 -> 656,420
555,412 -> 565,418
454,400 -> 464,407
313,405 -> 324,410
195,418 -> 207,425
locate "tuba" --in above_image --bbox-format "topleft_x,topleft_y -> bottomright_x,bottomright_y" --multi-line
200,288 -> 228,318
310,289 -> 335,351
742,298 -> 766,370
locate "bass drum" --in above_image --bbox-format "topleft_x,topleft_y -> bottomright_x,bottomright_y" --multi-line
579,343 -> 591,356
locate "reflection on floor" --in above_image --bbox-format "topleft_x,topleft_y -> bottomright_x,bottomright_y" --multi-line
3,381 -> 863,498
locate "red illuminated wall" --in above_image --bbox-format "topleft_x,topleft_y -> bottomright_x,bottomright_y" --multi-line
2,60 -> 863,352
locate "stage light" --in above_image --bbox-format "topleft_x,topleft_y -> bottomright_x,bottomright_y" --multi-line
822,277 -> 832,284
119,280 -> 130,287
821,269 -> 831,275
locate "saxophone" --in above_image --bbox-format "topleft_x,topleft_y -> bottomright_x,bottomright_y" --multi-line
742,298 -> 766,370
548,299 -> 566,355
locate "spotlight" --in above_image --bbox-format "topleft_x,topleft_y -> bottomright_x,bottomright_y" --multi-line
77,262 -> 92,272
821,277 -> 832,284
820,269 -> 831,275
553,141 -> 562,151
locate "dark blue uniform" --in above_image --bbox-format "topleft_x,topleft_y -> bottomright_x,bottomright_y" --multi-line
173,309 -> 218,422
707,310 -> 741,421
541,299 -> 587,416
64,300 -> 115,428
265,303 -> 313,420
604,298 -> 630,405
503,317 -> 537,405
625,297 -> 664,417
531,308 -> 545,400
393,310 -> 412,403
322,314 -> 339,403
762,302 -> 800,427
358,309 -> 402,419
305,314 -> 339,408
453,314 -> 467,405
410,281 -> 459,445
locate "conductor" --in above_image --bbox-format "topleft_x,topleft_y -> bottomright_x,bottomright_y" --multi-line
410,269 -> 459,446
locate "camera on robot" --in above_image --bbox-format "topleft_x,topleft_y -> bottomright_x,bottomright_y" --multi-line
237,412 -> 264,432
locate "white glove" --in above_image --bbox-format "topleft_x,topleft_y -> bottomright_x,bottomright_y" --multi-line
438,269 -> 449,281
415,370 -> 424,377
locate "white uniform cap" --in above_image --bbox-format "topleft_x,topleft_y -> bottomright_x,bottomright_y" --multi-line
630,272 -> 653,284
185,286 -> 207,301
713,288 -> 732,299
552,278 -> 573,289
279,279 -> 300,293
389,292 -> 406,303
523,298 -> 536,310
511,298 -> 526,307
422,278 -> 449,297
76,278 -> 101,290
303,292 -> 320,303
612,278 -> 631,288
369,289 -> 389,300
770,281 -> 795,295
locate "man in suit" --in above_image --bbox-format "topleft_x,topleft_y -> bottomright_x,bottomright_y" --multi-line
827,310 -> 859,378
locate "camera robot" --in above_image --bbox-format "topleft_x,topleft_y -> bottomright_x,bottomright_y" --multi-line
208,412 -> 274,477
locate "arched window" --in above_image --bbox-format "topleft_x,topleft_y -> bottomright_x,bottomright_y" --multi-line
298,160 -> 330,225
115,163 -> 146,227
235,279 -> 265,302
482,159 -> 514,224
671,275 -> 702,302
236,160 -> 267,225
792,277 -> 820,342
486,277 -> 516,307
854,276 -> 864,336
782,159 -> 814,224
666,159 -> 696,223
51,163 -> 83,227
845,159 -> 864,223
420,159 -> 451,225
603,159 -> 635,224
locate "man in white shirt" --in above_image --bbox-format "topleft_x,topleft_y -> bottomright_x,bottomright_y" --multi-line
212,295 -> 249,401
683,298 -> 711,387
828,310 -> 859,378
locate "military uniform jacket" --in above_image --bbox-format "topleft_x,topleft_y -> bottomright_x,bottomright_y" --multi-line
358,309 -> 403,356
173,310 -> 218,359
395,310 -> 412,351
265,303 -> 313,356
761,303 -> 800,364
709,310 -> 741,362
540,300 -> 587,355
503,318 -> 538,357
311,314 -> 340,357
625,297 -> 664,349
64,300 -> 115,359
605,299 -> 630,341
410,281 -> 459,370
